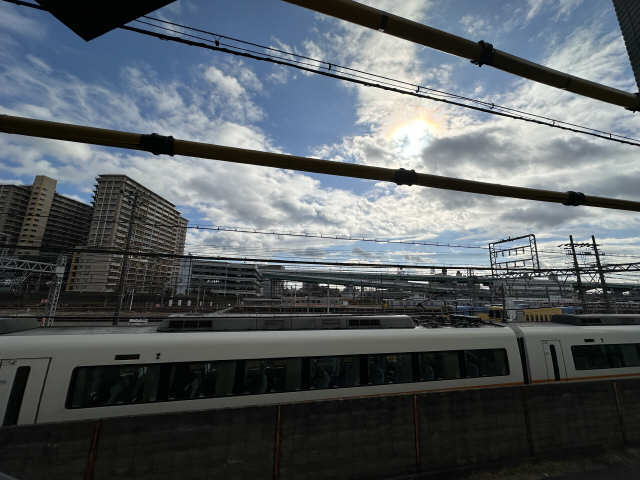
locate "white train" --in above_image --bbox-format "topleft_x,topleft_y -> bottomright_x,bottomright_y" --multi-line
1,315 -> 640,427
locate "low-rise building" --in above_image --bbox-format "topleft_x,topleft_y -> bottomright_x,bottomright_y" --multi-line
177,260 -> 263,296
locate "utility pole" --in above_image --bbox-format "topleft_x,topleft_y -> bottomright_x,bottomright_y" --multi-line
113,191 -> 139,326
569,235 -> 586,312
327,283 -> 330,313
501,280 -> 507,322
467,268 -> 477,307
592,235 -> 611,313
45,254 -> 67,327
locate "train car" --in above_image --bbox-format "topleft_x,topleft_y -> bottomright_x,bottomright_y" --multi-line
511,323 -> 640,383
0,324 -> 522,426
3,316 -> 640,428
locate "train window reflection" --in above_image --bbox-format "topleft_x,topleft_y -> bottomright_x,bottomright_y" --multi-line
619,344 -> 640,367
466,349 -> 510,377
166,361 -> 235,401
310,356 -> 360,389
67,348 -> 511,410
418,351 -> 461,381
367,353 -> 412,385
418,349 -> 508,381
68,365 -> 160,408
238,358 -> 302,394
572,343 -> 640,370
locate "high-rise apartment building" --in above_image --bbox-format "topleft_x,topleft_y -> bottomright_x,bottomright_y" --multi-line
0,175 -> 92,255
66,175 -> 188,294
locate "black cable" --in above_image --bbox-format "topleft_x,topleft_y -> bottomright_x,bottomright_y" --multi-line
0,212 -> 490,249
5,0 -> 640,148
120,25 -> 640,149
140,17 -> 466,101
137,15 -> 640,146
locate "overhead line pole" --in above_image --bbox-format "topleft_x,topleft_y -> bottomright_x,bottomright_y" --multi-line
569,235 -> 586,311
112,191 -> 140,326
592,235 -> 611,312
3,114 -> 640,213
282,0 -> 640,110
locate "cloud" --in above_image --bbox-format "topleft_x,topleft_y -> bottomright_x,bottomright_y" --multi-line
0,2 -> 44,39
301,6 -> 640,243
499,203 -> 591,229
1,1 -> 638,268
526,0 -> 584,22
460,15 -> 490,36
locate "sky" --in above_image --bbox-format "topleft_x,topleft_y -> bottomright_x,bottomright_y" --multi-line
1,0 -> 640,275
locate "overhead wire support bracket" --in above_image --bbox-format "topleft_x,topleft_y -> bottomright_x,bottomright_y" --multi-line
393,168 -> 417,186
140,133 -> 175,155
563,191 -> 586,207
3,113 -> 640,213
471,40 -> 494,67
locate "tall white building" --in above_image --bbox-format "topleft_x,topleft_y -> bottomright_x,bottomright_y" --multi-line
66,175 -> 188,294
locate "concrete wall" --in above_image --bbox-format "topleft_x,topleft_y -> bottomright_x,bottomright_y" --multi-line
2,379 -> 640,480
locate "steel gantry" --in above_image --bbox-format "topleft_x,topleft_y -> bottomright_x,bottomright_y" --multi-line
0,256 -> 57,274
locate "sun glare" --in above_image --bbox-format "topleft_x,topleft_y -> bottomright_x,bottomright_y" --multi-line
388,119 -> 435,156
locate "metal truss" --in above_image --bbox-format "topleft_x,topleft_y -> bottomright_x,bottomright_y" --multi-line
489,234 -> 541,278
0,256 -> 57,274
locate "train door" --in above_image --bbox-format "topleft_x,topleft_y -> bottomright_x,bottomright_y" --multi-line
541,341 -> 566,381
0,358 -> 50,426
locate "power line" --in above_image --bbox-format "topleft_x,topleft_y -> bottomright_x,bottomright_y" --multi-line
123,17 -> 640,148
5,0 -> 639,148
187,225 -> 488,249
0,210 -> 489,249
1,243 -> 494,270
7,244 -> 640,275
140,14 -> 640,142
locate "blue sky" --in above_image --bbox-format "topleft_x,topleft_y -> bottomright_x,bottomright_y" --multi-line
1,0 -> 640,273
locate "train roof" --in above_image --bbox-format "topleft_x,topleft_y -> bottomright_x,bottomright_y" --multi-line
0,325 -> 519,362
510,322 -> 640,338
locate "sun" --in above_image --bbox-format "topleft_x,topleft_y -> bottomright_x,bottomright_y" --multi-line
388,119 -> 435,156
390,119 -> 431,141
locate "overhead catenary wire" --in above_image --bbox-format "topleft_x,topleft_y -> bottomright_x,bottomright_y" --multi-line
3,0 -> 640,149
13,211 -> 640,258
0,211 -> 489,249
7,243 -> 640,276
1,244 -> 493,271
136,15 -> 640,145
118,23 -> 640,149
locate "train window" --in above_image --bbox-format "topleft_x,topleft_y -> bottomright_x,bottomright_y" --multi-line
465,349 -> 510,377
309,356 -> 360,389
67,365 -> 161,408
619,344 -> 640,367
165,361 -> 236,401
367,354 -> 413,385
418,351 -> 461,381
237,358 -> 302,395
572,345 -> 609,370
572,344 -> 640,370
